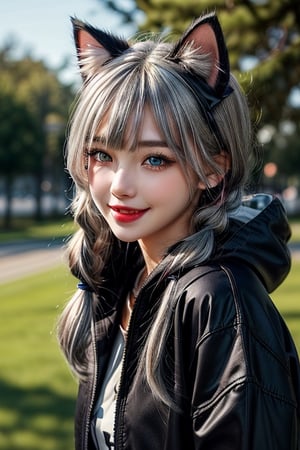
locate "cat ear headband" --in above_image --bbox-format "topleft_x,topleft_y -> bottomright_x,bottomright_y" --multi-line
71,13 -> 233,150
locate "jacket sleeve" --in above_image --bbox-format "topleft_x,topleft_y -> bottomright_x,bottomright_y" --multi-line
175,265 -> 299,450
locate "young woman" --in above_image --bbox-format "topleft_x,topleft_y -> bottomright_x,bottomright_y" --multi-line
58,12 -> 300,450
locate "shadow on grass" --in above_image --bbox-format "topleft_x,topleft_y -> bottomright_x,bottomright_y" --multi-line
0,377 -> 76,450
281,311 -> 300,319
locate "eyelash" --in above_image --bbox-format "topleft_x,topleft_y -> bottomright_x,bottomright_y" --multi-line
86,149 -> 175,170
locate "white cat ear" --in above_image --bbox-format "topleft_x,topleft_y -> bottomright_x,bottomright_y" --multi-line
171,13 -> 230,97
71,17 -> 129,79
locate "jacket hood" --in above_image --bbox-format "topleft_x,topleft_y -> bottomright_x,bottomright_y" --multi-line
215,194 -> 291,293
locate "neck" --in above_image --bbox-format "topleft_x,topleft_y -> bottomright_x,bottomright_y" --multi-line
137,240 -> 163,275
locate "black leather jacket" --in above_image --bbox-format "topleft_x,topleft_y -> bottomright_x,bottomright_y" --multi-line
75,195 -> 300,449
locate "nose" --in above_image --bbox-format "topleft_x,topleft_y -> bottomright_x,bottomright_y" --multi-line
111,167 -> 136,199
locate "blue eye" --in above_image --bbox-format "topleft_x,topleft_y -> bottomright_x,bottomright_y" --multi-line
143,153 -> 175,170
97,151 -> 111,162
146,156 -> 164,166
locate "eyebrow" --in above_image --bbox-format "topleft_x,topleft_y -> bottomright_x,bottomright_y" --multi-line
91,136 -> 168,148
138,140 -> 168,148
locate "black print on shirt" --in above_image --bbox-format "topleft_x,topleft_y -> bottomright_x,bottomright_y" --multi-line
104,431 -> 114,449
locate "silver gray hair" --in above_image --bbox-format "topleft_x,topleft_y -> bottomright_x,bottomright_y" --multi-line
57,36 -> 255,404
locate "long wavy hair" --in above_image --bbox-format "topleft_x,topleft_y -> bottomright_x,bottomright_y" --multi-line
57,19 -> 256,406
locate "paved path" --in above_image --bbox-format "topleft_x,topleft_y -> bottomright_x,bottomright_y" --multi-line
0,240 -> 66,284
0,240 -> 299,285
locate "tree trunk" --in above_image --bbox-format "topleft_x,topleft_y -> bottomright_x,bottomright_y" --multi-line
3,174 -> 14,229
34,170 -> 44,221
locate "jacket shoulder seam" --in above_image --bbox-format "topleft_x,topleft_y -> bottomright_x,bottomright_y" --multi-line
192,376 -> 298,419
218,264 -> 292,373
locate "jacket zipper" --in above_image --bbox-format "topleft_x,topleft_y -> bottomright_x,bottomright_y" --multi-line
113,300 -> 136,449
113,267 -> 169,448
84,319 -> 98,450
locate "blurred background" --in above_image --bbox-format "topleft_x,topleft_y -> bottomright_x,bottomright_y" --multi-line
1,0 -> 299,448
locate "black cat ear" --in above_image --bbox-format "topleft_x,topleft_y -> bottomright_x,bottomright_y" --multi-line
171,13 -> 230,97
71,17 -> 129,78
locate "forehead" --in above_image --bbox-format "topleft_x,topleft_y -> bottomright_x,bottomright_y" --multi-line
136,107 -> 165,141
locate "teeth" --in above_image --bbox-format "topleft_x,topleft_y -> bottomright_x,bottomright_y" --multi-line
118,209 -> 138,214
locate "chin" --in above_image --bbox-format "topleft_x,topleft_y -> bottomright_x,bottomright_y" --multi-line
111,231 -> 139,243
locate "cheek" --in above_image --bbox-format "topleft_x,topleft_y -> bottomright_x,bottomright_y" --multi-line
156,178 -> 193,211
88,165 -> 109,188
166,171 -> 191,197
88,170 -> 108,204
87,165 -> 95,186
152,182 -> 176,202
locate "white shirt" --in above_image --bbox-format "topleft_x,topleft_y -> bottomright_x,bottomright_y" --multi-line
92,327 -> 126,449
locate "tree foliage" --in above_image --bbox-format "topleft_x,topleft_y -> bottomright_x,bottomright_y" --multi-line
0,45 -> 73,226
0,89 -> 42,175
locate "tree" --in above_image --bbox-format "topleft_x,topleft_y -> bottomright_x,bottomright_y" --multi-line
260,121 -> 300,186
0,88 -> 42,228
0,45 -> 74,225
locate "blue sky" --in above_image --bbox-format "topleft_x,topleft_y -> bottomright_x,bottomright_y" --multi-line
0,0 -> 136,82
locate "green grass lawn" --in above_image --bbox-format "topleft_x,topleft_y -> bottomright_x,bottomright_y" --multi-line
0,266 -> 77,450
271,258 -> 300,354
289,218 -> 300,242
0,218 -> 76,243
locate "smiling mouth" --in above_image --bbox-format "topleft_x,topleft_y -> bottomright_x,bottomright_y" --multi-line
109,205 -> 149,222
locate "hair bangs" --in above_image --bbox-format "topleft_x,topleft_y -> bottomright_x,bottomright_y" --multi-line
143,63 -> 212,185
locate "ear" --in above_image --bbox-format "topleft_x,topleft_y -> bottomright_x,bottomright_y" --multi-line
71,17 -> 129,78
172,13 -> 230,97
198,151 -> 231,190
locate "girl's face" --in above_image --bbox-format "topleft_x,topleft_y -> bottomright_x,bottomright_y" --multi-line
87,108 -> 201,260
